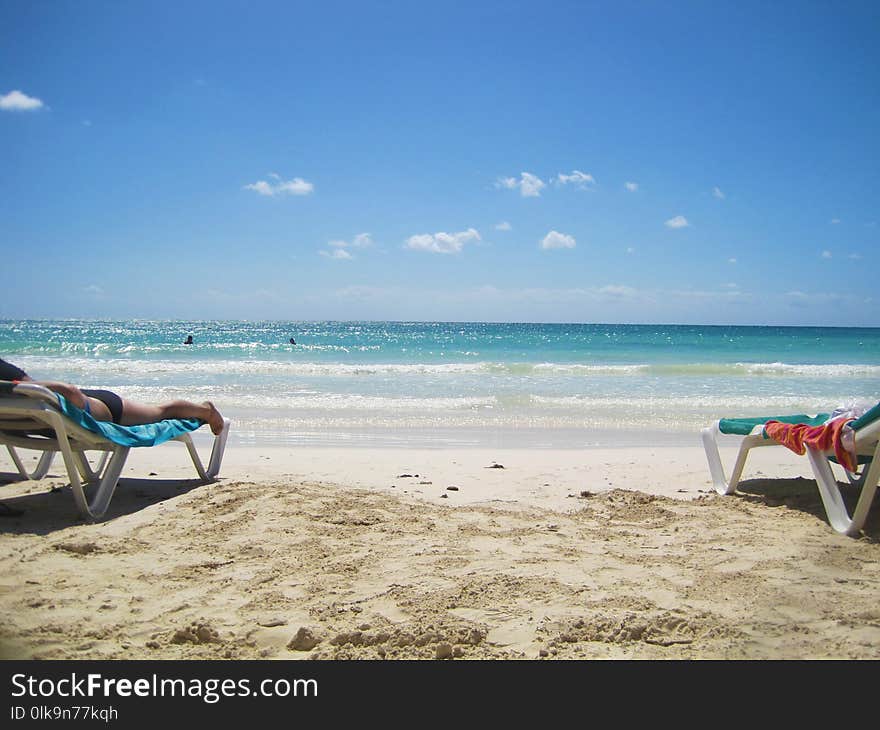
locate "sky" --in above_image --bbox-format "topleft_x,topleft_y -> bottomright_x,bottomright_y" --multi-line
1,0 -> 878,326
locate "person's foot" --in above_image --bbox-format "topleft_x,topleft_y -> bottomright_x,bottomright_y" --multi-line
203,401 -> 225,435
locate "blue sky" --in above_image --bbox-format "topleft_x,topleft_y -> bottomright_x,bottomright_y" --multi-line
1,0 -> 878,325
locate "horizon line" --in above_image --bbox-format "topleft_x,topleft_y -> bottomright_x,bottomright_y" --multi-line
1,317 -> 879,330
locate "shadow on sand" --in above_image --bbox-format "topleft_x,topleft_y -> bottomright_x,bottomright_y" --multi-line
734,475 -> 880,540
0,470 -> 216,536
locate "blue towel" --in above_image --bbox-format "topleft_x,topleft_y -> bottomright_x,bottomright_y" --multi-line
54,394 -> 203,447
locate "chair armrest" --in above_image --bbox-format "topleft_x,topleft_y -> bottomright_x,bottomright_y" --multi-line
0,381 -> 62,408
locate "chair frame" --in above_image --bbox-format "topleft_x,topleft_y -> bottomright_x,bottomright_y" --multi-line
1,382 -> 230,521
701,417 -> 880,536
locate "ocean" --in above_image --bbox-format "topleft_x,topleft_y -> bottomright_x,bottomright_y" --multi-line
2,319 -> 879,448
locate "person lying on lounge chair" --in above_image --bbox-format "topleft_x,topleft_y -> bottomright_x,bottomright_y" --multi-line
0,357 -> 225,435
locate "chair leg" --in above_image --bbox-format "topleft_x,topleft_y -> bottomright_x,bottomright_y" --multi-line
206,419 -> 231,478
807,444 -> 880,536
179,418 -> 231,481
6,446 -> 54,480
41,411 -> 129,522
701,425 -> 766,495
31,450 -> 55,479
73,450 -> 111,483
845,462 -> 869,488
181,434 -> 207,480
80,446 -> 130,521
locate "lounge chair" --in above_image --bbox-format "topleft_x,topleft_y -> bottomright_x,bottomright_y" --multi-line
0,380 -> 230,521
701,402 -> 880,536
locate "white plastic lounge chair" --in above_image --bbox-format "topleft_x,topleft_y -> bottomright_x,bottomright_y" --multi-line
0,381 -> 230,521
702,412 -> 831,496
701,402 -> 880,536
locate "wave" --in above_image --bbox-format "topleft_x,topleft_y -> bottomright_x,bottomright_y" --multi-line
101,385 -> 862,417
10,355 -> 880,380
20,342 -> 384,355
116,388 -> 497,412
195,390 -> 860,438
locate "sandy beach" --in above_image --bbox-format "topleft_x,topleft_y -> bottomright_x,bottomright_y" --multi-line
3,0 -> 879,677
1,442 -> 878,660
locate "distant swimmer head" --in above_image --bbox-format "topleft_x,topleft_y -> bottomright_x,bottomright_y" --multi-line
289,338 -> 296,345
184,335 -> 194,345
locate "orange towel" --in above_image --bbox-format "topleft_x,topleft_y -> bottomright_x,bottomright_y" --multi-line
764,417 -> 857,472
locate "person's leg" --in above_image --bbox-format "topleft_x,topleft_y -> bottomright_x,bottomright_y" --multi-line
120,399 -> 225,435
32,381 -> 224,435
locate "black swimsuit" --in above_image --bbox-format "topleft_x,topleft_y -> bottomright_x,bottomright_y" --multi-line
80,389 -> 124,424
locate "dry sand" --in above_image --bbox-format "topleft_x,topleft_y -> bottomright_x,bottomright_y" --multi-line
1,442 -> 878,660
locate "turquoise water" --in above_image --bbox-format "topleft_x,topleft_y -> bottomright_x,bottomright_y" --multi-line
3,320 -> 880,447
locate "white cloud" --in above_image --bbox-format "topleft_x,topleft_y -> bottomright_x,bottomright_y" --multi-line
540,230 -> 576,250
405,228 -> 481,254
320,249 -> 352,260
322,233 -> 372,260
848,253 -> 862,260
0,90 -> 44,111
82,284 -> 107,299
712,186 -> 725,200
625,247 -> 635,254
495,221 -> 512,231
244,175 -> 314,196
244,180 -> 273,195
624,182 -> 639,192
557,170 -> 595,188
821,250 -> 832,259
598,284 -> 636,298
320,282 -> 877,323
665,215 -> 690,229
728,257 -> 737,264
830,218 -> 841,224
496,172 -> 545,197
197,287 -> 284,306
329,233 -> 372,249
